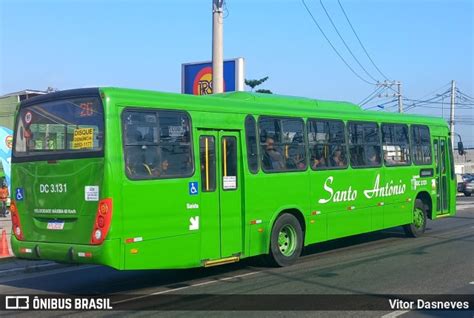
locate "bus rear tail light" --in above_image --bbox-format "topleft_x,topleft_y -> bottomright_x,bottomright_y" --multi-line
90,198 -> 113,245
10,200 -> 24,241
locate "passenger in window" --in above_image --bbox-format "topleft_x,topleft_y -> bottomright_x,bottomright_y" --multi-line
126,151 -> 150,177
330,147 -> 345,167
367,149 -> 380,166
263,137 -> 285,170
289,153 -> 306,170
154,158 -> 169,177
312,151 -> 326,169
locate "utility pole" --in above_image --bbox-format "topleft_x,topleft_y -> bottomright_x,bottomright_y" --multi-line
376,80 -> 403,112
212,0 -> 224,94
450,80 -> 456,151
397,82 -> 403,113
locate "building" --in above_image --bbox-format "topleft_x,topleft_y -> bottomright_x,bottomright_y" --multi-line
454,148 -> 474,174
0,89 -> 49,183
0,89 -> 48,129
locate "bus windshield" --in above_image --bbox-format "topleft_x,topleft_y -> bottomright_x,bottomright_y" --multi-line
13,97 -> 104,160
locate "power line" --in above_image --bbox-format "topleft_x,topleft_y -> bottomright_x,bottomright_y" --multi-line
415,82 -> 452,101
403,90 -> 452,111
404,100 -> 474,108
318,0 -> 379,83
358,86 -> 384,105
337,0 -> 389,81
456,89 -> 474,102
385,82 -> 452,110
364,98 -> 398,110
301,0 -> 376,85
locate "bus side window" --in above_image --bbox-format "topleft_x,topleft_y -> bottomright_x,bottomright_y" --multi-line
411,125 -> 432,165
381,123 -> 410,166
122,109 -> 194,179
258,116 -> 306,172
307,119 -> 347,170
349,122 -> 381,168
200,136 -> 216,192
281,118 -> 306,170
245,116 -> 259,173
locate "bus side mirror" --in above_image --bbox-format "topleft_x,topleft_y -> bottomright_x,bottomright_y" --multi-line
458,141 -> 464,155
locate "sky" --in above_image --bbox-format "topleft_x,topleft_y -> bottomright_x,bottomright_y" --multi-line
1,0 -> 473,144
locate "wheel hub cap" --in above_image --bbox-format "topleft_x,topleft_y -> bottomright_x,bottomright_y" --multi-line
278,225 -> 297,256
414,207 -> 424,228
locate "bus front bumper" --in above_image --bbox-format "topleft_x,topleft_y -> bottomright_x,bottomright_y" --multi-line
11,236 -> 121,269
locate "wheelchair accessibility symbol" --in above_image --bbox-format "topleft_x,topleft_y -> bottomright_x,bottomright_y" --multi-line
189,182 -> 198,195
15,188 -> 24,201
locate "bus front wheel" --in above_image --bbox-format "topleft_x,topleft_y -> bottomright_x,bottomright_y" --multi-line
266,213 -> 303,267
404,199 -> 427,237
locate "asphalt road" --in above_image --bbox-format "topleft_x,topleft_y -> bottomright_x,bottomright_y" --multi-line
0,197 -> 473,317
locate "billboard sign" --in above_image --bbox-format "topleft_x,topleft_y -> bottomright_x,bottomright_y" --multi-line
0,126 -> 13,190
181,58 -> 245,95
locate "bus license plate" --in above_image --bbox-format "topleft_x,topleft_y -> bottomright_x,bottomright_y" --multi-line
47,221 -> 64,230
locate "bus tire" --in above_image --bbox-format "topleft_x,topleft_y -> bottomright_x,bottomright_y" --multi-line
464,192 -> 471,197
266,213 -> 303,267
403,199 -> 427,237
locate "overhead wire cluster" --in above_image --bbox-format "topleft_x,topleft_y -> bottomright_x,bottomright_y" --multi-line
300,0 -> 472,125
383,84 -> 474,126
301,0 -> 389,86
301,0 -> 408,111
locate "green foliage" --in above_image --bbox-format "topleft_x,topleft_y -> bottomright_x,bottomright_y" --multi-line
244,76 -> 268,89
255,89 -> 273,94
245,76 -> 272,93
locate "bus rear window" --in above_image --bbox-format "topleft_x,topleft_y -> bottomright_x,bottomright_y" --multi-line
14,97 -> 104,160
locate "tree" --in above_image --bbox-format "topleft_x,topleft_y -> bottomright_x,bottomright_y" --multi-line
245,76 -> 272,94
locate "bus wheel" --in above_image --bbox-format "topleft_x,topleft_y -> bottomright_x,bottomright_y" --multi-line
404,199 -> 427,237
266,213 -> 303,267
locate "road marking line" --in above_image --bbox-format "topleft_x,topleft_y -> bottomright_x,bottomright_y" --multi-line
469,281 -> 474,285
112,271 -> 259,305
381,310 -> 409,318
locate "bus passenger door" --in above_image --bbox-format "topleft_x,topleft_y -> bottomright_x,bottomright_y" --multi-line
198,130 -> 243,261
218,131 -> 243,258
434,137 -> 450,215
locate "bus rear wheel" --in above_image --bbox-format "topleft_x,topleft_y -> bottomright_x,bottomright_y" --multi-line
266,213 -> 303,267
404,199 -> 427,237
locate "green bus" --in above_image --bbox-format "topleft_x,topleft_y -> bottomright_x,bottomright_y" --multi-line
11,87 -> 456,269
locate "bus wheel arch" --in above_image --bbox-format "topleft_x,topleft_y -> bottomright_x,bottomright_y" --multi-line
415,191 -> 433,220
265,208 -> 306,267
404,197 -> 428,237
269,208 -> 306,241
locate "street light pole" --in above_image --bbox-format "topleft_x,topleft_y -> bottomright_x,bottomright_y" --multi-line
212,0 -> 224,94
